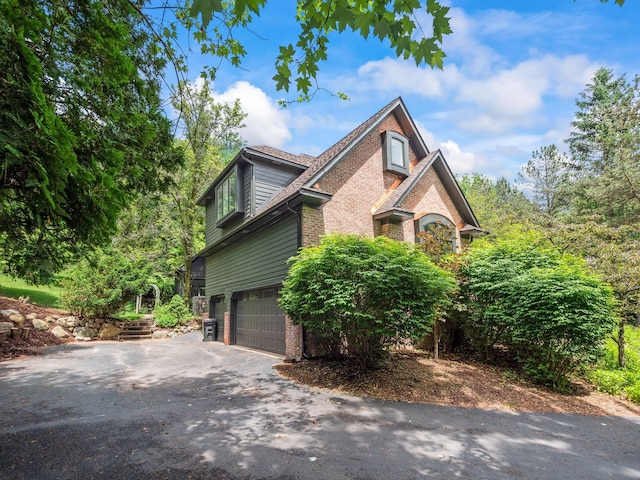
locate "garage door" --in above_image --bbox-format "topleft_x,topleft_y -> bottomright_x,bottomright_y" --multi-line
235,288 -> 286,354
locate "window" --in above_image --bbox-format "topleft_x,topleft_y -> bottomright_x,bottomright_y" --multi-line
216,166 -> 244,226
383,131 -> 409,176
416,214 -> 457,255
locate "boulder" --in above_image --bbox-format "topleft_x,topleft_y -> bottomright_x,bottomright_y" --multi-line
26,313 -> 38,321
58,316 -> 79,328
152,330 -> 169,339
9,313 -> 25,327
1,309 -> 19,318
73,326 -> 97,341
45,316 -> 57,324
32,319 -> 49,331
98,323 -> 121,340
51,326 -> 70,338
0,322 -> 13,335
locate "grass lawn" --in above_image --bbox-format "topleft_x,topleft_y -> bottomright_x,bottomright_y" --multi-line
0,274 -> 62,308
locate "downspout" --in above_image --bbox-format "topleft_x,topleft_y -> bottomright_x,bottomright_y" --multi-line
284,202 -> 314,360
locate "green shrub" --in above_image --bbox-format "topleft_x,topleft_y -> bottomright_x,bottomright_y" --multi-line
60,250 -> 152,318
624,383 -> 640,404
153,294 -> 193,328
589,324 -> 640,403
587,369 -> 629,395
279,234 -> 455,370
115,311 -> 144,322
465,239 -> 617,390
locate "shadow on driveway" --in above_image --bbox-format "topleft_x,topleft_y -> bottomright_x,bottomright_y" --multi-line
1,333 -> 639,479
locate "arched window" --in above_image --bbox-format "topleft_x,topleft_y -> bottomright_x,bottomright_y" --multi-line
415,214 -> 457,254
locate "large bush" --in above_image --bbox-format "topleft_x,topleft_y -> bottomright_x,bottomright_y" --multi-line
60,250 -> 152,318
279,234 -> 455,369
465,239 -> 617,389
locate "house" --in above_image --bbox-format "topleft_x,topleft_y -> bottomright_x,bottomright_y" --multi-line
196,97 -> 482,360
174,255 -> 206,298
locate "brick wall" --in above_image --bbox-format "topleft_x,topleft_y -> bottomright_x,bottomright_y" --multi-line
399,168 -> 463,247
319,114 -> 412,237
285,315 -> 302,361
379,221 -> 404,241
300,204 -> 325,247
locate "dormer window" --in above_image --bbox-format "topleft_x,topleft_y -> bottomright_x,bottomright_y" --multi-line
383,131 -> 409,176
216,165 -> 244,227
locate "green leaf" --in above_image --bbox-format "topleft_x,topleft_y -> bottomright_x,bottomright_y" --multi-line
189,0 -> 224,28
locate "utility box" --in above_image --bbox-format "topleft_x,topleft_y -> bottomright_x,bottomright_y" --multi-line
202,318 -> 217,342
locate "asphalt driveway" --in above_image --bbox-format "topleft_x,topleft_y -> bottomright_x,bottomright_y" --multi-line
1,333 -> 639,480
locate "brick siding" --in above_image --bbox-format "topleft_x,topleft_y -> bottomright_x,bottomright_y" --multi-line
318,114 -> 413,237
300,204 -> 325,247
399,168 -> 463,247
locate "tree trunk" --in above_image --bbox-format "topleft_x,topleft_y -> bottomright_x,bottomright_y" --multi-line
433,320 -> 439,360
618,317 -> 626,368
184,253 -> 192,304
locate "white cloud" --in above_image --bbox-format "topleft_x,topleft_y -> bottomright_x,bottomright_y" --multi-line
455,54 -> 596,134
356,58 -> 448,98
415,120 -> 487,175
215,81 -> 292,147
438,140 -> 489,176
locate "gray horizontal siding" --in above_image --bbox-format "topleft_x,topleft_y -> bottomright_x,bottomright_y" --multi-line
205,162 -> 298,246
205,213 -> 298,298
205,197 -> 217,246
254,163 -> 298,210
205,165 -> 253,246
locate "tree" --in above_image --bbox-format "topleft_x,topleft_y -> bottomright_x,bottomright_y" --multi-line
560,68 -> 640,367
457,174 -> 539,236
1,0 -> 181,284
517,145 -> 571,218
140,0 -> 451,102
170,80 -> 246,301
60,249 -> 153,318
279,234 -> 455,369
157,0 -> 625,101
567,68 -> 640,225
112,80 -> 245,300
544,221 -> 640,368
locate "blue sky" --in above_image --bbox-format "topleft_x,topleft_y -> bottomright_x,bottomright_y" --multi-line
170,1 -> 640,181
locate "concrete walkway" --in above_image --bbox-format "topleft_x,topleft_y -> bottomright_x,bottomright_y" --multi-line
1,333 -> 639,479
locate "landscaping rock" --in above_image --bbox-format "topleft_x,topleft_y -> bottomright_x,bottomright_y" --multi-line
152,330 -> 169,339
0,322 -> 13,335
1,309 -> 19,318
45,316 -> 57,324
98,323 -> 121,340
58,316 -> 79,328
51,326 -> 70,338
26,313 -> 38,321
32,319 -> 49,331
9,313 -> 25,327
73,327 -> 97,341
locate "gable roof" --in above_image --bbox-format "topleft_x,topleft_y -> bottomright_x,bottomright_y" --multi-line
197,97 -> 481,255
373,149 -> 480,230
255,96 -> 432,215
